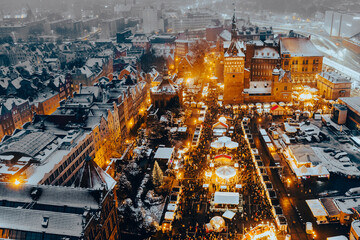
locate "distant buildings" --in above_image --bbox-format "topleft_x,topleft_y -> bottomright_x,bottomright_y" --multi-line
222,15 -> 293,104
324,11 -> 360,39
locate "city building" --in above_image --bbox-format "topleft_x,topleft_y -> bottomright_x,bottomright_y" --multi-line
324,11 -> 360,38
150,66 -> 182,109
0,97 -> 32,141
222,15 -> 292,104
223,14 -> 247,104
317,72 -> 351,100
280,37 -> 323,87
0,166 -> 119,240
245,44 -> 281,81
338,97 -> 360,129
350,220 -> 360,240
142,7 -> 160,34
332,104 -> 348,125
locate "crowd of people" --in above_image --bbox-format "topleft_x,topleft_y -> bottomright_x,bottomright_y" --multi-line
157,84 -> 275,240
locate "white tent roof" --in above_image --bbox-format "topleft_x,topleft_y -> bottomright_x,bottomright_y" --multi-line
164,211 -> 175,220
225,141 -> 239,149
167,204 -> 177,211
211,141 -> 224,149
223,210 -> 236,220
214,192 -> 239,205
218,136 -> 231,143
154,147 -> 174,160
306,199 -> 328,217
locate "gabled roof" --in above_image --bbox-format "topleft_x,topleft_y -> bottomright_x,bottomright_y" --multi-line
71,157 -> 116,190
224,40 -> 245,57
0,206 -> 84,237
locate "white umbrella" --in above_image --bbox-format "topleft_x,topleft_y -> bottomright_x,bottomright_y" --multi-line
218,136 -> 231,143
211,141 -> 224,149
216,166 -> 236,179
225,141 -> 239,149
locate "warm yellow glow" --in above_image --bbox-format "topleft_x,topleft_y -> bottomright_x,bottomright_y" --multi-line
219,116 -> 227,123
205,171 -> 212,177
299,92 -> 312,101
186,79 -> 191,84
14,179 -> 21,185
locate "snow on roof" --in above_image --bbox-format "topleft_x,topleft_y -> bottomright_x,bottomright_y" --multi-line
164,211 -> 175,220
326,236 -> 348,240
0,77 -> 10,89
222,210 -> 236,219
351,220 -> 360,237
0,206 -> 83,237
86,58 -> 104,68
280,37 -> 323,57
79,66 -> 94,78
254,47 -> 280,59
213,192 -> 239,205
220,30 -> 231,41
167,203 -> 177,211
1,97 -> 27,111
289,145 -> 320,164
306,199 -> 328,217
339,97 -> 360,116
334,196 -> 360,214
320,72 -> 351,84
245,81 -> 272,94
154,147 -> 174,160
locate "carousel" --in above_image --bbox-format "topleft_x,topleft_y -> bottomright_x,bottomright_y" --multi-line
242,224 -> 278,240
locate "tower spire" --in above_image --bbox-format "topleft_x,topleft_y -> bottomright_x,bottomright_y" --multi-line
231,2 -> 237,41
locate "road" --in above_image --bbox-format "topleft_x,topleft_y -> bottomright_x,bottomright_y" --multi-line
253,119 -> 352,240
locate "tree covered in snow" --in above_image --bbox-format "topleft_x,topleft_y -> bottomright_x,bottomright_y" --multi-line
124,161 -> 142,182
140,215 -> 159,236
152,161 -> 163,188
117,174 -> 132,199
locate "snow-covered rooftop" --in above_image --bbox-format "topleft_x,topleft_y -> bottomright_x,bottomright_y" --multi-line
306,199 -> 328,217
0,206 -> 83,237
339,97 -> 360,116
254,47 -> 280,59
213,192 -> 239,205
280,37 -> 323,57
154,147 -> 174,160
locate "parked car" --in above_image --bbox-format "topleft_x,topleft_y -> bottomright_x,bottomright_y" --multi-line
323,148 -> 334,153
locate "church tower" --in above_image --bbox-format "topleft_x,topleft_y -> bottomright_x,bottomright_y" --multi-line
223,8 -> 245,104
